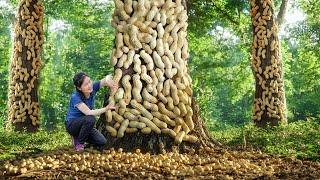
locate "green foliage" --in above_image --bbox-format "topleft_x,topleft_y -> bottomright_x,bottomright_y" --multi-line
188,0 -> 250,36
281,0 -> 320,121
212,119 -> 320,160
189,28 -> 254,125
0,2 -> 15,128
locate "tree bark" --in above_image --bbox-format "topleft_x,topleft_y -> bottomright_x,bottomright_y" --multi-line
7,0 -> 44,132
249,0 -> 287,128
97,0 -> 220,153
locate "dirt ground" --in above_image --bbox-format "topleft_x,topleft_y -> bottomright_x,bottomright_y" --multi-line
1,147 -> 320,179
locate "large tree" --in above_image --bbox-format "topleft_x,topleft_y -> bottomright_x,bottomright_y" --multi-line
249,0 -> 288,127
7,0 -> 44,131
97,0 -> 219,153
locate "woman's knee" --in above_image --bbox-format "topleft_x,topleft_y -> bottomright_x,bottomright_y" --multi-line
97,134 -> 107,145
94,129 -> 107,145
101,136 -> 107,145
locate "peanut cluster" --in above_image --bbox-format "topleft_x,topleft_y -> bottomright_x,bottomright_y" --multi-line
107,0 -> 195,143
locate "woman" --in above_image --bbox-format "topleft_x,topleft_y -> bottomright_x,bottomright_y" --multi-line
65,72 -> 117,151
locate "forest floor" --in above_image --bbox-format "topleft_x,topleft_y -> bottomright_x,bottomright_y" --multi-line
1,120 -> 319,179
1,146 -> 320,179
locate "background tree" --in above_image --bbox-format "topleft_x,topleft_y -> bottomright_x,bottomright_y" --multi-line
249,0 -> 287,127
7,0 -> 44,131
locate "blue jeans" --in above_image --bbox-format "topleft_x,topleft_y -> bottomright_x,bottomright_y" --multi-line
66,115 -> 106,149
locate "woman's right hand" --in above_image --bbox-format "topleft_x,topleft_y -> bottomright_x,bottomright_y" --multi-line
105,75 -> 118,91
105,104 -> 116,111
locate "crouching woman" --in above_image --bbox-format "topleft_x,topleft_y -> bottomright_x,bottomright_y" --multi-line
65,72 -> 117,151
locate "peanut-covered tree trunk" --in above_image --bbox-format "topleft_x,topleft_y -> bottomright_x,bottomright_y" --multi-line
97,0 -> 219,153
7,0 -> 44,132
249,0 -> 287,128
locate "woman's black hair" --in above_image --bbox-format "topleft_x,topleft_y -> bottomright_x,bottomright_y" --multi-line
73,72 -> 88,101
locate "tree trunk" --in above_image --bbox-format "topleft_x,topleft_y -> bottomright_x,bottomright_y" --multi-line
7,0 -> 44,132
249,0 -> 287,128
277,0 -> 289,26
97,0 -> 220,153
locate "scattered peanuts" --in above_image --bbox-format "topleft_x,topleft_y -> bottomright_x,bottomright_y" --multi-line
2,147 -> 320,179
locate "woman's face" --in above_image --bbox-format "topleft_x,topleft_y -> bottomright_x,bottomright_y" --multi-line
78,76 -> 93,94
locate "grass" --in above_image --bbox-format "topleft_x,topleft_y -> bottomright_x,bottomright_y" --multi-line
211,118 -> 320,161
0,124 -> 71,161
0,119 -> 319,162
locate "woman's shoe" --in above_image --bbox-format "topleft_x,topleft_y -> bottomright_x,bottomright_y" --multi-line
75,144 -> 85,151
72,136 -> 80,147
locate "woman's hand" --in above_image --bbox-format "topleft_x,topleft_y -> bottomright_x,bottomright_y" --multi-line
105,104 -> 116,111
105,75 -> 118,91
